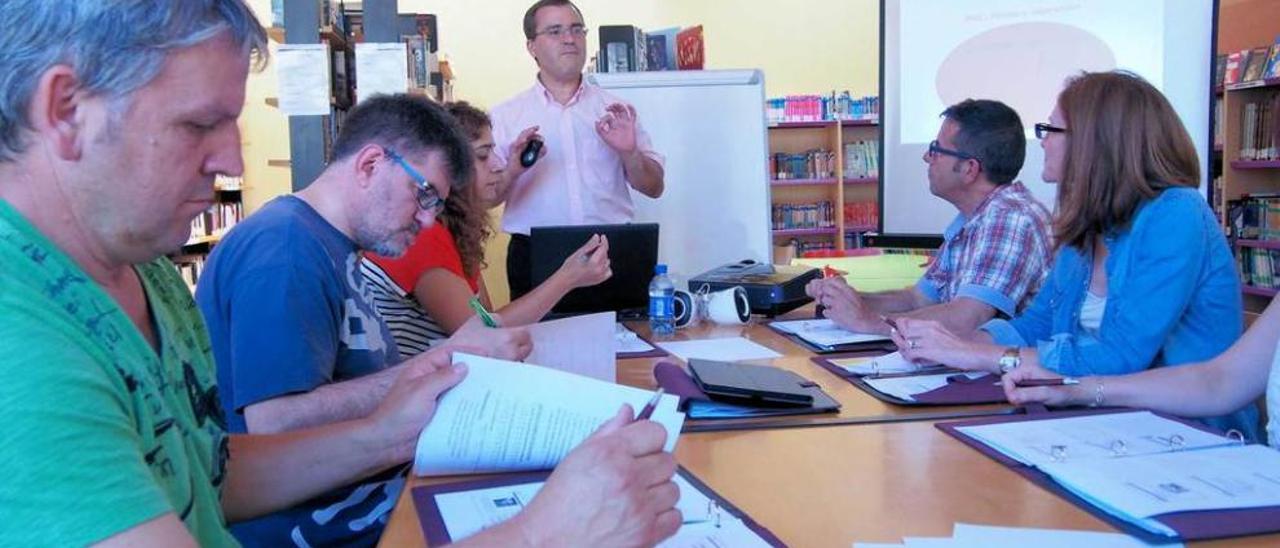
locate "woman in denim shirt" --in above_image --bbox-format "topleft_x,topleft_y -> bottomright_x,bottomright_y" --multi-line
893,71 -> 1258,438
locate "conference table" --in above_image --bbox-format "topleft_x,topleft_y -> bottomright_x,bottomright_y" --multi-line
378,311 -> 1279,547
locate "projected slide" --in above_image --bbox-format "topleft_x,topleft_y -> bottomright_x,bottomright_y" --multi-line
881,0 -> 1213,236
901,0 -> 1163,143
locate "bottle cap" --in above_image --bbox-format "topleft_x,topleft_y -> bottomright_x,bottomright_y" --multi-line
655,264 -> 668,274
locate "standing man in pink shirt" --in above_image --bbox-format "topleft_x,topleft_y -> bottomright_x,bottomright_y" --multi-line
491,0 -> 666,299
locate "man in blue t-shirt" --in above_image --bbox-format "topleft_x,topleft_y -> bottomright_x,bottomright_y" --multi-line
196,95 -> 532,547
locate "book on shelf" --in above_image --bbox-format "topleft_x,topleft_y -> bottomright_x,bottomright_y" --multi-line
1243,45 -> 1273,83
599,25 -> 647,73
772,201 -> 836,231
843,139 -> 879,179
766,92 -> 879,124
1238,95 -> 1278,161
771,149 -> 836,180
1263,42 -> 1280,80
646,27 -> 679,70
676,25 -> 705,70
1215,53 -> 1228,87
1224,49 -> 1249,85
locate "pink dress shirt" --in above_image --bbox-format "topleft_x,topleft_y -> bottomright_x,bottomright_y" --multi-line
490,77 -> 665,236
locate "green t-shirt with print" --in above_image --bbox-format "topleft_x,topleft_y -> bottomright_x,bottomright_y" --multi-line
0,200 -> 236,546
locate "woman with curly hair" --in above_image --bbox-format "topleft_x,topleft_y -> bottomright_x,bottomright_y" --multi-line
362,101 -> 612,358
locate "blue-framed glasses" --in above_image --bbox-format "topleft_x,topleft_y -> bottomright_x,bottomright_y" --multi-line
1034,122 -> 1067,140
385,149 -> 444,213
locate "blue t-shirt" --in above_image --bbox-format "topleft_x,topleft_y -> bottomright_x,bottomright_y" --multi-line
196,196 -> 403,547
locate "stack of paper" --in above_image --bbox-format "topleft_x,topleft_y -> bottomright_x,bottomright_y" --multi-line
770,318 -> 890,350
413,353 -> 684,476
863,371 -> 985,402
524,311 -> 617,382
853,523 -> 1178,547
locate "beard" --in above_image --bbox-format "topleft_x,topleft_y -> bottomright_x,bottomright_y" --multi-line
354,217 -> 419,258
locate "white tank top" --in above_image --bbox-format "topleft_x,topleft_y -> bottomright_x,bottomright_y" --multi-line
1079,290 -> 1107,335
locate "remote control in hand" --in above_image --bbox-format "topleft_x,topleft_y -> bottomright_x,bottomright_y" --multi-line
519,139 -> 543,168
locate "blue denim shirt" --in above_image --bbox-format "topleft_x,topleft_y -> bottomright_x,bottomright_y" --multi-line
982,187 -> 1259,438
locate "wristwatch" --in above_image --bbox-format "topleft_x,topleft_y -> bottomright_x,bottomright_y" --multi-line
998,347 -> 1021,374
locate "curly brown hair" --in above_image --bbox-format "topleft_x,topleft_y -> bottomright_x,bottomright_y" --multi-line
442,101 -> 495,281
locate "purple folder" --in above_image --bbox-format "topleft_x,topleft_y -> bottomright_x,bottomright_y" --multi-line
811,354 -> 1007,406
411,467 -> 787,546
937,407 -> 1280,543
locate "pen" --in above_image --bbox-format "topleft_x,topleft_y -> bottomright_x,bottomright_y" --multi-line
880,315 -> 899,331
1014,378 -> 1080,387
636,387 -> 665,421
468,296 -> 499,328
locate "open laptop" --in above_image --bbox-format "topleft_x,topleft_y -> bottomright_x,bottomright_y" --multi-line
530,223 -> 659,319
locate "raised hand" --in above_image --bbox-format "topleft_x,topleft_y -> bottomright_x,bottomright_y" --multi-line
596,103 -> 639,155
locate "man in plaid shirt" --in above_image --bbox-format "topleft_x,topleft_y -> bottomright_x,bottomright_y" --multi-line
807,99 -> 1052,336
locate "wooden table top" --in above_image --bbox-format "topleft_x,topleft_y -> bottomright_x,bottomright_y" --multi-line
380,419 -> 1279,547
378,312 -> 1279,547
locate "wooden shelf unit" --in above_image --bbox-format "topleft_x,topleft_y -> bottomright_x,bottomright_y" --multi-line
1220,77 -> 1280,311
768,118 -> 879,257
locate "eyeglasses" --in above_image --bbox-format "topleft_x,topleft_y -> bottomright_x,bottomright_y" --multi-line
1034,122 -> 1067,140
533,24 -> 588,39
384,148 -> 444,213
926,140 -> 977,162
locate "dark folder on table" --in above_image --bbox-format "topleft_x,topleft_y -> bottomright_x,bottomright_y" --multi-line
655,360 -> 839,419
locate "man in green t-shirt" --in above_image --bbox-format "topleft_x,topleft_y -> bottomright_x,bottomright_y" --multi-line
0,2 -> 681,546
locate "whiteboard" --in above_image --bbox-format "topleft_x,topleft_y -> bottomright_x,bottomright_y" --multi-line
589,70 -> 772,284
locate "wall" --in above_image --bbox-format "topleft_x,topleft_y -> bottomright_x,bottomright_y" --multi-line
1217,0 -> 1280,53
240,0 -> 881,304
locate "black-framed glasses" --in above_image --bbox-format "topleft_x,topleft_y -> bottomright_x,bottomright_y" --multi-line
533,24 -> 588,39
385,149 -> 444,213
927,140 -> 977,162
1034,122 -> 1067,140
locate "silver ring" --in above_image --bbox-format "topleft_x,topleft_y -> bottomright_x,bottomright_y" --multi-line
908,339 -> 919,350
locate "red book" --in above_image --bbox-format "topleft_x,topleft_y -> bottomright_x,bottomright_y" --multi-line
676,25 -> 704,70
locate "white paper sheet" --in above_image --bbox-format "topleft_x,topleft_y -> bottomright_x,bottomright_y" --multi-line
771,318 -> 890,349
832,351 -> 927,375
863,372 -> 984,402
950,523 -> 1176,547
432,473 -> 771,547
413,353 -> 684,476
524,312 -> 616,382
954,411 -> 1236,468
656,337 -> 783,362
354,42 -> 408,102
616,323 -> 657,354
1039,444 -> 1280,519
275,44 -> 331,115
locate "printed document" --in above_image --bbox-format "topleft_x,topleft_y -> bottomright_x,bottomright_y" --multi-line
617,323 -> 657,354
771,318 -> 890,349
524,311 -> 616,382
413,353 -> 684,476
274,44 -> 331,116
954,411 -> 1235,468
864,372 -> 985,401
433,472 -> 772,547
832,351 -> 929,376
1039,443 -> 1280,519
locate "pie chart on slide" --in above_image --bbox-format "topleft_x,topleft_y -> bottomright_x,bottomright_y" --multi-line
936,22 -> 1116,125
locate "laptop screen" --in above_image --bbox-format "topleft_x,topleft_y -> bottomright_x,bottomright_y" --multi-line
530,223 -> 659,317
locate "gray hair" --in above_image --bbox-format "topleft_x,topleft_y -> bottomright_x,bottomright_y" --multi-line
0,0 -> 269,162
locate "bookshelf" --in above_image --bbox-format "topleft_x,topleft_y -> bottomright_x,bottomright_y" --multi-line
768,118 -> 880,260
170,176 -> 245,293
1219,77 -> 1279,311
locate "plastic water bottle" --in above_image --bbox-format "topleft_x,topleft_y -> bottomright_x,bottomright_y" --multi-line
648,264 -> 676,337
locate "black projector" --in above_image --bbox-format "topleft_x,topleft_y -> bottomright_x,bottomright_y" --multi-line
688,260 -> 820,317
